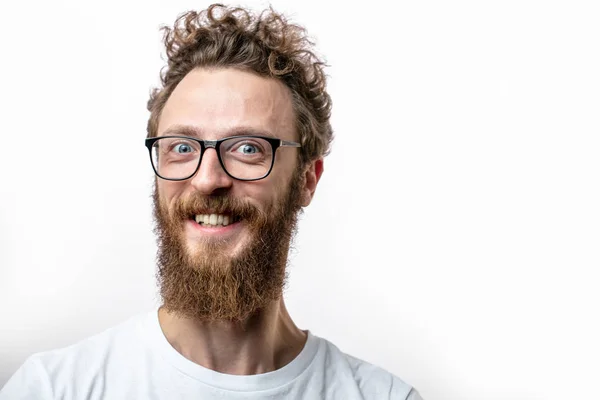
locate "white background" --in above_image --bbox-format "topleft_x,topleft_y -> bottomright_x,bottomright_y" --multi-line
0,1 -> 599,399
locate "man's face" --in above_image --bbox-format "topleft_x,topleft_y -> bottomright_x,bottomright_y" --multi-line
152,68 -> 316,322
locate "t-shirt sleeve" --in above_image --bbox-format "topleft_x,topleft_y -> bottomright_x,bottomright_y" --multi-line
0,356 -> 53,400
406,387 -> 424,400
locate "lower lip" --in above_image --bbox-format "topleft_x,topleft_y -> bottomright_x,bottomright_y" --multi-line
185,219 -> 243,236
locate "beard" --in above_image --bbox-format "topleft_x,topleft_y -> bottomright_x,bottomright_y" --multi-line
152,170 -> 304,323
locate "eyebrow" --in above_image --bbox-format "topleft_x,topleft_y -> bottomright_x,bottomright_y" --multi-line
160,125 -> 277,139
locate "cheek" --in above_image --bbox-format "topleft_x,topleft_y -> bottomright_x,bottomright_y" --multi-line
241,184 -> 274,212
264,173 -> 296,210
274,148 -> 299,175
272,150 -> 300,184
239,176 -> 288,214
157,181 -> 186,208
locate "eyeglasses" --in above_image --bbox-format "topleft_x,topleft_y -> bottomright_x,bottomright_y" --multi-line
145,135 -> 301,181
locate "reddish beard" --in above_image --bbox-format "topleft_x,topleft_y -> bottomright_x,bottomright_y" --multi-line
152,171 -> 303,322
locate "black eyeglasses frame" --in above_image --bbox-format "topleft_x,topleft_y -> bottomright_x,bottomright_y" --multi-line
145,135 -> 301,182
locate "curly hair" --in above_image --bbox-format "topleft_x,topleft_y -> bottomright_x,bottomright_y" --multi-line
146,3 -> 333,165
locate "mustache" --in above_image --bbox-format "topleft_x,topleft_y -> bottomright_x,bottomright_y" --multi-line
171,194 -> 266,223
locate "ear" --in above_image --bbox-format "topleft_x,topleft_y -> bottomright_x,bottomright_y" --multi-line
300,158 -> 324,207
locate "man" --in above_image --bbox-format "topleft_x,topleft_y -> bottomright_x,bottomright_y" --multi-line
1,4 -> 422,399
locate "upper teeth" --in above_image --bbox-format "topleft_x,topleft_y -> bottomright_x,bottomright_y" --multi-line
195,214 -> 231,226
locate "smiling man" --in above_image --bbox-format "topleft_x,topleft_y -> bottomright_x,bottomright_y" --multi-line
1,4 -> 422,400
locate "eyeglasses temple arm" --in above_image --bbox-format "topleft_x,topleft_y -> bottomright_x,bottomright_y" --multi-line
280,140 -> 301,148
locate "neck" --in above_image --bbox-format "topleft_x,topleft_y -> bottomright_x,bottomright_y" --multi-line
158,297 -> 307,375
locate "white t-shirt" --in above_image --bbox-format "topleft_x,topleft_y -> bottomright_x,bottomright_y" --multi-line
1,309 -> 422,400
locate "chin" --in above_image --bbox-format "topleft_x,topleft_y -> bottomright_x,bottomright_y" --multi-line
183,234 -> 248,261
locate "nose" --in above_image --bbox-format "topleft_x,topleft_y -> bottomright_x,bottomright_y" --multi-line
189,148 -> 234,195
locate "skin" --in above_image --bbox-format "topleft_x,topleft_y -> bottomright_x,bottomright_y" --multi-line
156,67 -> 324,375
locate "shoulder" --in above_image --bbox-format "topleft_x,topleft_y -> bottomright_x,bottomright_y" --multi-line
0,355 -> 53,400
0,310 -> 153,399
343,352 -> 422,400
315,335 -> 423,400
35,310 -> 150,372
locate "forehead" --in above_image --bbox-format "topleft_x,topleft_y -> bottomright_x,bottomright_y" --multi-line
158,68 -> 296,140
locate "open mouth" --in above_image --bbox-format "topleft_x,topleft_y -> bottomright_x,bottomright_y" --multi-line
192,213 -> 242,227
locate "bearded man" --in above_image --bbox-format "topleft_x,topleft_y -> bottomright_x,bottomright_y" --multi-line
1,4 -> 422,399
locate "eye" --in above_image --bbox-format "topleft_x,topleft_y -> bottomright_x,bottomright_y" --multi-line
173,143 -> 194,154
235,143 -> 262,155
